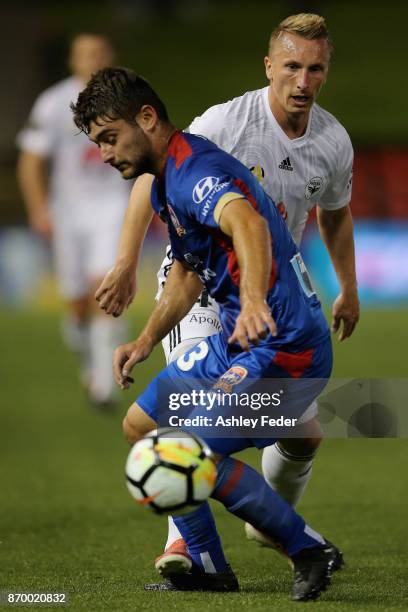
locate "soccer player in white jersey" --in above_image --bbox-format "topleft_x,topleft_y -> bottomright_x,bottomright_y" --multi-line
95,13 -> 359,568
17,33 -> 131,407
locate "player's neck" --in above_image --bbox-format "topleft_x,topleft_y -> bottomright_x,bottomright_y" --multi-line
153,124 -> 177,176
268,91 -> 310,140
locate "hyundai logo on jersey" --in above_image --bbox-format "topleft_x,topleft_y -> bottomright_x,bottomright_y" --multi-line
193,176 -> 220,204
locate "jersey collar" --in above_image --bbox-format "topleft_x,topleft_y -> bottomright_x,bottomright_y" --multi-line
167,131 -> 193,170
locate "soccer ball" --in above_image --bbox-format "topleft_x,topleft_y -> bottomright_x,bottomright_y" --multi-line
125,428 -> 217,514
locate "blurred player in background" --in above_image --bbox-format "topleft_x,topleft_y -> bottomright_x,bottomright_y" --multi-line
95,13 -> 359,561
16,33 -> 131,408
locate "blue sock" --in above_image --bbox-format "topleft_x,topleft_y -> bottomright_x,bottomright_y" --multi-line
173,502 -> 228,573
213,457 -> 324,556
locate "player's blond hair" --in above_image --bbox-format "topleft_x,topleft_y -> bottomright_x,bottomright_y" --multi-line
268,13 -> 333,56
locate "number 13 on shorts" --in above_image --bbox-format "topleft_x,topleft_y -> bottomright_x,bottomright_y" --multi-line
176,341 -> 209,372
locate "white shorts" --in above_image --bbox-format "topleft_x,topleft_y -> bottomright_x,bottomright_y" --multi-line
163,299 -> 222,364
157,247 -> 221,364
157,246 -> 318,424
52,203 -> 125,299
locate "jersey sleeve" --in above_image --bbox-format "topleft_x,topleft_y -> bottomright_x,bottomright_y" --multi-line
174,156 -> 246,229
16,90 -> 57,157
319,128 -> 354,210
187,103 -> 236,153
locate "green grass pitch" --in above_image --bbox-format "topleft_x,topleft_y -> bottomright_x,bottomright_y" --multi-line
1,307 -> 407,610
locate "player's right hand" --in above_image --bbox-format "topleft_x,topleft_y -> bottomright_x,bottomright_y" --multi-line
95,263 -> 137,317
228,299 -> 277,351
113,337 -> 154,389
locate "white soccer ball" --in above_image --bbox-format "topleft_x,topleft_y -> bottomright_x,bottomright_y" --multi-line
125,428 -> 217,514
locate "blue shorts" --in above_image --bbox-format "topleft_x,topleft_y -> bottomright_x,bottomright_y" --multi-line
137,333 -> 332,455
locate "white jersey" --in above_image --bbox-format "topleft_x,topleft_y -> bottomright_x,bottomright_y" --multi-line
158,87 -> 352,372
16,76 -> 130,218
188,86 -> 353,245
17,76 -> 130,298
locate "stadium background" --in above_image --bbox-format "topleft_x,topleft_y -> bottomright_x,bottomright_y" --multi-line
1,1 -> 407,609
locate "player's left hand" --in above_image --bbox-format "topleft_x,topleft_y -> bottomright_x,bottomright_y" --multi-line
331,290 -> 360,341
113,336 -> 154,389
228,299 -> 277,351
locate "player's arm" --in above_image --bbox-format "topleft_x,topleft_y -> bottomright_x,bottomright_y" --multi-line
113,259 -> 203,388
216,198 -> 277,351
317,203 -> 359,341
95,173 -> 155,316
16,151 -> 52,240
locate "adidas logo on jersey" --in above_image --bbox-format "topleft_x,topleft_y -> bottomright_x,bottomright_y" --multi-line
278,157 -> 294,171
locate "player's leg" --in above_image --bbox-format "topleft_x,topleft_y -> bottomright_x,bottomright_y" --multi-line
124,367 -> 235,590
245,412 -> 323,545
257,347 -> 329,512
85,279 -> 126,406
168,342 -> 337,599
62,295 -> 89,351
52,210 -> 92,388
161,295 -> 222,554
157,250 -> 222,552
85,208 -> 127,406
179,386 -> 328,562
169,441 -> 333,600
244,342 -> 342,570
259,412 -> 322,509
140,338 -> 336,598
122,401 -> 157,444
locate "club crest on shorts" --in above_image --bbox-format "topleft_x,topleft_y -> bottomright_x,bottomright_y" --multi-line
214,366 -> 248,393
167,204 -> 186,236
305,176 -> 324,200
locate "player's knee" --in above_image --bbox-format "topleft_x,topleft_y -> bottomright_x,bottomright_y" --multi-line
123,413 -> 143,445
122,402 -> 157,446
300,434 -> 323,454
278,432 -> 323,457
279,416 -> 324,457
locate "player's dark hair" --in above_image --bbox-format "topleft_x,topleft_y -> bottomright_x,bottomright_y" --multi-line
71,67 -> 169,134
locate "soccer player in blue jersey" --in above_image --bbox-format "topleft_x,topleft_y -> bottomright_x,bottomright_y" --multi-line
72,67 -> 342,601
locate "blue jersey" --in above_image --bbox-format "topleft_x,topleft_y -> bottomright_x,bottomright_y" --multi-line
151,131 -> 329,350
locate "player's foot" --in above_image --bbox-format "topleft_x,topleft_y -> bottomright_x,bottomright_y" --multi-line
87,393 -> 118,412
154,538 -> 192,577
245,523 -> 344,572
245,522 -> 293,566
144,563 -> 239,592
85,382 -> 118,412
321,539 -> 344,572
290,545 -> 333,601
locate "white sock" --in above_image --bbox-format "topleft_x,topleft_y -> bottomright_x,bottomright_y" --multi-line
261,443 -> 314,507
165,516 -> 182,550
89,316 -> 126,402
61,315 -> 89,354
61,316 -> 91,385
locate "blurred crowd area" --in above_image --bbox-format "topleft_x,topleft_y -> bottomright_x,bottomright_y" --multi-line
0,0 -> 407,309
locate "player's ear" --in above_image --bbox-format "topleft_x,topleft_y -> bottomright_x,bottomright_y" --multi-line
264,56 -> 273,81
136,105 -> 157,132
